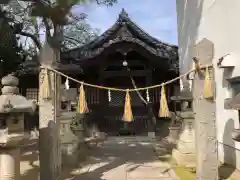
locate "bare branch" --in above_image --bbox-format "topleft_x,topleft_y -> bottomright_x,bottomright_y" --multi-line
62,37 -> 80,47
17,31 -> 42,50
42,17 -> 51,38
64,35 -> 82,43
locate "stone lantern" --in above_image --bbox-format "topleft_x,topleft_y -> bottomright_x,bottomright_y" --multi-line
0,74 -> 36,180
59,87 -> 87,167
171,87 -> 196,168
226,93 -> 240,141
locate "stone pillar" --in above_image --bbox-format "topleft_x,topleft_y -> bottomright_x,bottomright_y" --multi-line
39,42 -> 61,180
0,148 -> 20,180
193,39 -> 218,179
173,110 -> 196,167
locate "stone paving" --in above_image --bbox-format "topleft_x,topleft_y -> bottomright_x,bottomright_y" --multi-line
20,136 -> 179,180
61,136 -> 179,180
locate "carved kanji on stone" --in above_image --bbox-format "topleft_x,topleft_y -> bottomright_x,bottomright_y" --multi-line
193,38 -> 218,180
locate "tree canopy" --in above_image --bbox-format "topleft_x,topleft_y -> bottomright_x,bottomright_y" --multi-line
0,8 -> 26,76
7,0 -> 117,50
0,0 -> 117,75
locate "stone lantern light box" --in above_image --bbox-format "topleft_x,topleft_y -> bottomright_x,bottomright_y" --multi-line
0,74 -> 36,180
0,74 -> 36,145
171,87 -> 193,112
227,91 -> 240,142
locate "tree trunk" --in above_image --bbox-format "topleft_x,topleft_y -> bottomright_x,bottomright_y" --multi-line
39,25 -> 62,180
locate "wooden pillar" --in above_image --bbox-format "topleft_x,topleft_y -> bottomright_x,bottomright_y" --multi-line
39,42 -> 61,180
146,70 -> 155,135
98,63 -> 107,132
192,38 -> 218,180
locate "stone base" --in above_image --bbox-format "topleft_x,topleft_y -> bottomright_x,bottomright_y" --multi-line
0,148 -> 20,180
172,149 -> 196,168
61,141 -> 88,168
78,141 -> 88,160
148,132 -> 155,139
168,126 -> 181,143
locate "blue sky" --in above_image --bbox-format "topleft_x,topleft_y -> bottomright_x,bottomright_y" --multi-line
73,0 -> 178,45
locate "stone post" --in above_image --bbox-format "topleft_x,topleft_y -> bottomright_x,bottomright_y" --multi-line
193,38 -> 218,179
39,42 -> 61,180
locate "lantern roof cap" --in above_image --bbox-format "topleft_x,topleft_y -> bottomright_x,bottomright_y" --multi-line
171,88 -> 193,101
0,74 -> 36,113
226,92 -> 240,109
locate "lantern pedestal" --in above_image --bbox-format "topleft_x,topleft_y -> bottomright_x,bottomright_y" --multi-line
168,125 -> 181,143
0,148 -> 20,180
60,112 -> 87,167
148,132 -> 155,139
172,111 -> 196,167
59,112 -> 79,167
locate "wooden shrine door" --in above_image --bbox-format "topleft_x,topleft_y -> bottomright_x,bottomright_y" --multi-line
101,76 -> 149,136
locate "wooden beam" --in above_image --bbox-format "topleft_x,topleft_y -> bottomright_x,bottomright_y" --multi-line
102,70 -> 151,77
105,59 -> 147,66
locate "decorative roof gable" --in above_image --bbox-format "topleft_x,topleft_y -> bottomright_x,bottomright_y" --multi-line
80,8 -> 175,50
18,9 -> 179,75
62,9 -> 178,68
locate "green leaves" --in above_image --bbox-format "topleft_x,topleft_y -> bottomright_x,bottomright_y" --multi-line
30,1 -> 51,18
95,0 -> 117,6
0,0 -> 11,5
63,19 -> 99,49
56,0 -> 84,6
30,0 -> 117,25
30,0 -> 75,25
0,9 -> 24,76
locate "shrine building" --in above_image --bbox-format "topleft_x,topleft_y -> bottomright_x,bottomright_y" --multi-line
18,9 -> 179,135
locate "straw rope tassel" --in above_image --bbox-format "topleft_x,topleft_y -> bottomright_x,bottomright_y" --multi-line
77,83 -> 89,113
40,68 -> 51,99
203,67 -> 214,99
123,90 -> 133,122
159,85 -> 170,118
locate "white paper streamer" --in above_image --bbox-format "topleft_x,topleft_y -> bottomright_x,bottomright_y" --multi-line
146,89 -> 150,102
65,78 -> 70,90
108,90 -> 111,102
180,78 -> 184,92
188,80 -> 193,92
